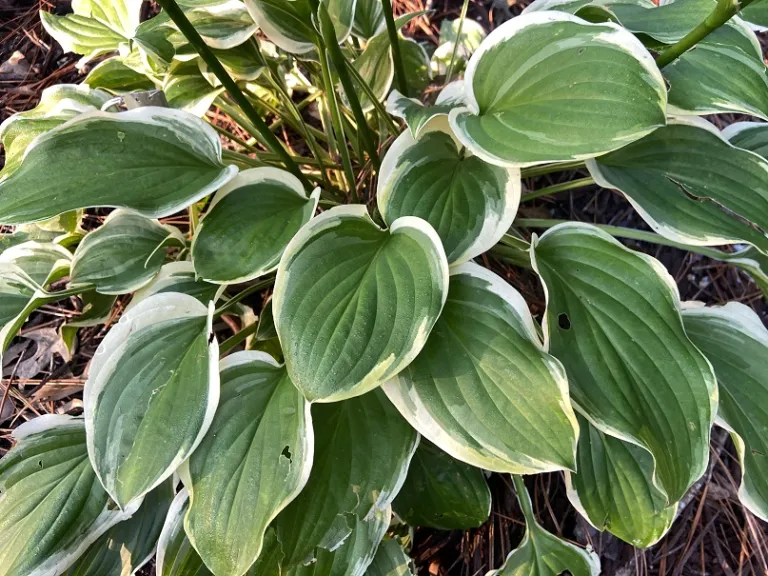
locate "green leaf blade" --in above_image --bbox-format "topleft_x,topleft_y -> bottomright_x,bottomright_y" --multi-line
85,293 -> 219,509
182,351 -> 313,576
0,107 -> 237,225
450,11 -> 667,167
532,223 -> 717,503
384,262 -> 579,474
274,206 -> 449,403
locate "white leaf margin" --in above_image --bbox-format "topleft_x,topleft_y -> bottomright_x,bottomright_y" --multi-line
448,10 -> 667,168
84,293 -> 220,509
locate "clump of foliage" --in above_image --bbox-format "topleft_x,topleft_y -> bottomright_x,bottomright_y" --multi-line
1,0 -> 768,575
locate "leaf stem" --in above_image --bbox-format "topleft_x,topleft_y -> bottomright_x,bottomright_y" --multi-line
521,177 -> 595,202
218,321 -> 261,355
154,0 -> 310,189
655,0 -> 752,68
514,218 -> 731,260
214,277 -> 275,319
317,46 -> 359,198
382,0 -> 410,96
445,0 -> 470,85
511,475 -> 537,525
520,160 -> 586,179
316,5 -> 381,169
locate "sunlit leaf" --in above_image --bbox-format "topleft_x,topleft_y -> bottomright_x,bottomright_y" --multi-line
532,223 -> 716,503
84,293 -> 219,508
377,126 -> 520,264
353,0 -> 385,39
449,12 -> 667,167
163,59 -> 225,116
0,107 -> 238,225
365,538 -> 414,576
431,18 -> 486,76
384,262 -> 579,474
84,57 -> 156,93
386,81 -> 466,140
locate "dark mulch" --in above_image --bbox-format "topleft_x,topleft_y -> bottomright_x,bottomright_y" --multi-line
1,1 -> 767,575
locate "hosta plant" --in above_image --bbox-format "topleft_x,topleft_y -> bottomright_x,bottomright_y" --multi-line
1,0 -> 768,575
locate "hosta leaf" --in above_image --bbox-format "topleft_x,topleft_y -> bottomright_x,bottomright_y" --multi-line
163,59 -> 225,116
723,120 -> 768,158
129,261 -> 221,309
243,0 -> 356,54
566,415 -> 676,548
0,416 -> 137,576
531,223 -> 717,503
85,57 -> 156,93
156,490 -> 212,576
400,38 -> 432,96
448,11 -> 667,167
287,508 -> 390,576
0,242 -> 72,357
0,107 -> 237,225
682,303 -> 768,521
66,479 -> 175,576
84,293 -> 219,509
488,478 -> 600,576
664,21 -> 768,120
175,1 -> 258,49
384,262 -> 579,474
180,351 -> 313,576
70,210 -> 185,295
40,2 -> 136,65
353,13 -> 427,111
353,0 -> 385,39
431,18 -> 486,76
273,389 -> 418,567
392,441 -> 491,530
386,81 -> 466,140
0,84 -> 109,177
192,168 -> 320,284
741,1 -> 768,28
274,205 -> 448,403
587,118 -> 768,255
377,127 -> 520,264
199,40 -> 266,82
365,538 -> 413,576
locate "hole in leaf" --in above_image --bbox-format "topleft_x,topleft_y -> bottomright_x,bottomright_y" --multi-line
281,446 -> 292,462
558,313 -> 571,330
38,460 -> 43,468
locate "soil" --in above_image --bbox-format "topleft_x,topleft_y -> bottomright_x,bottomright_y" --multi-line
1,1 -> 767,575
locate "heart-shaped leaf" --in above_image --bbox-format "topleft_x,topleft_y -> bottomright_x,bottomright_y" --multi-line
192,167 -> 320,284
377,127 -> 520,264
448,11 -> 667,167
274,205 -> 448,403
84,292 -> 219,509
